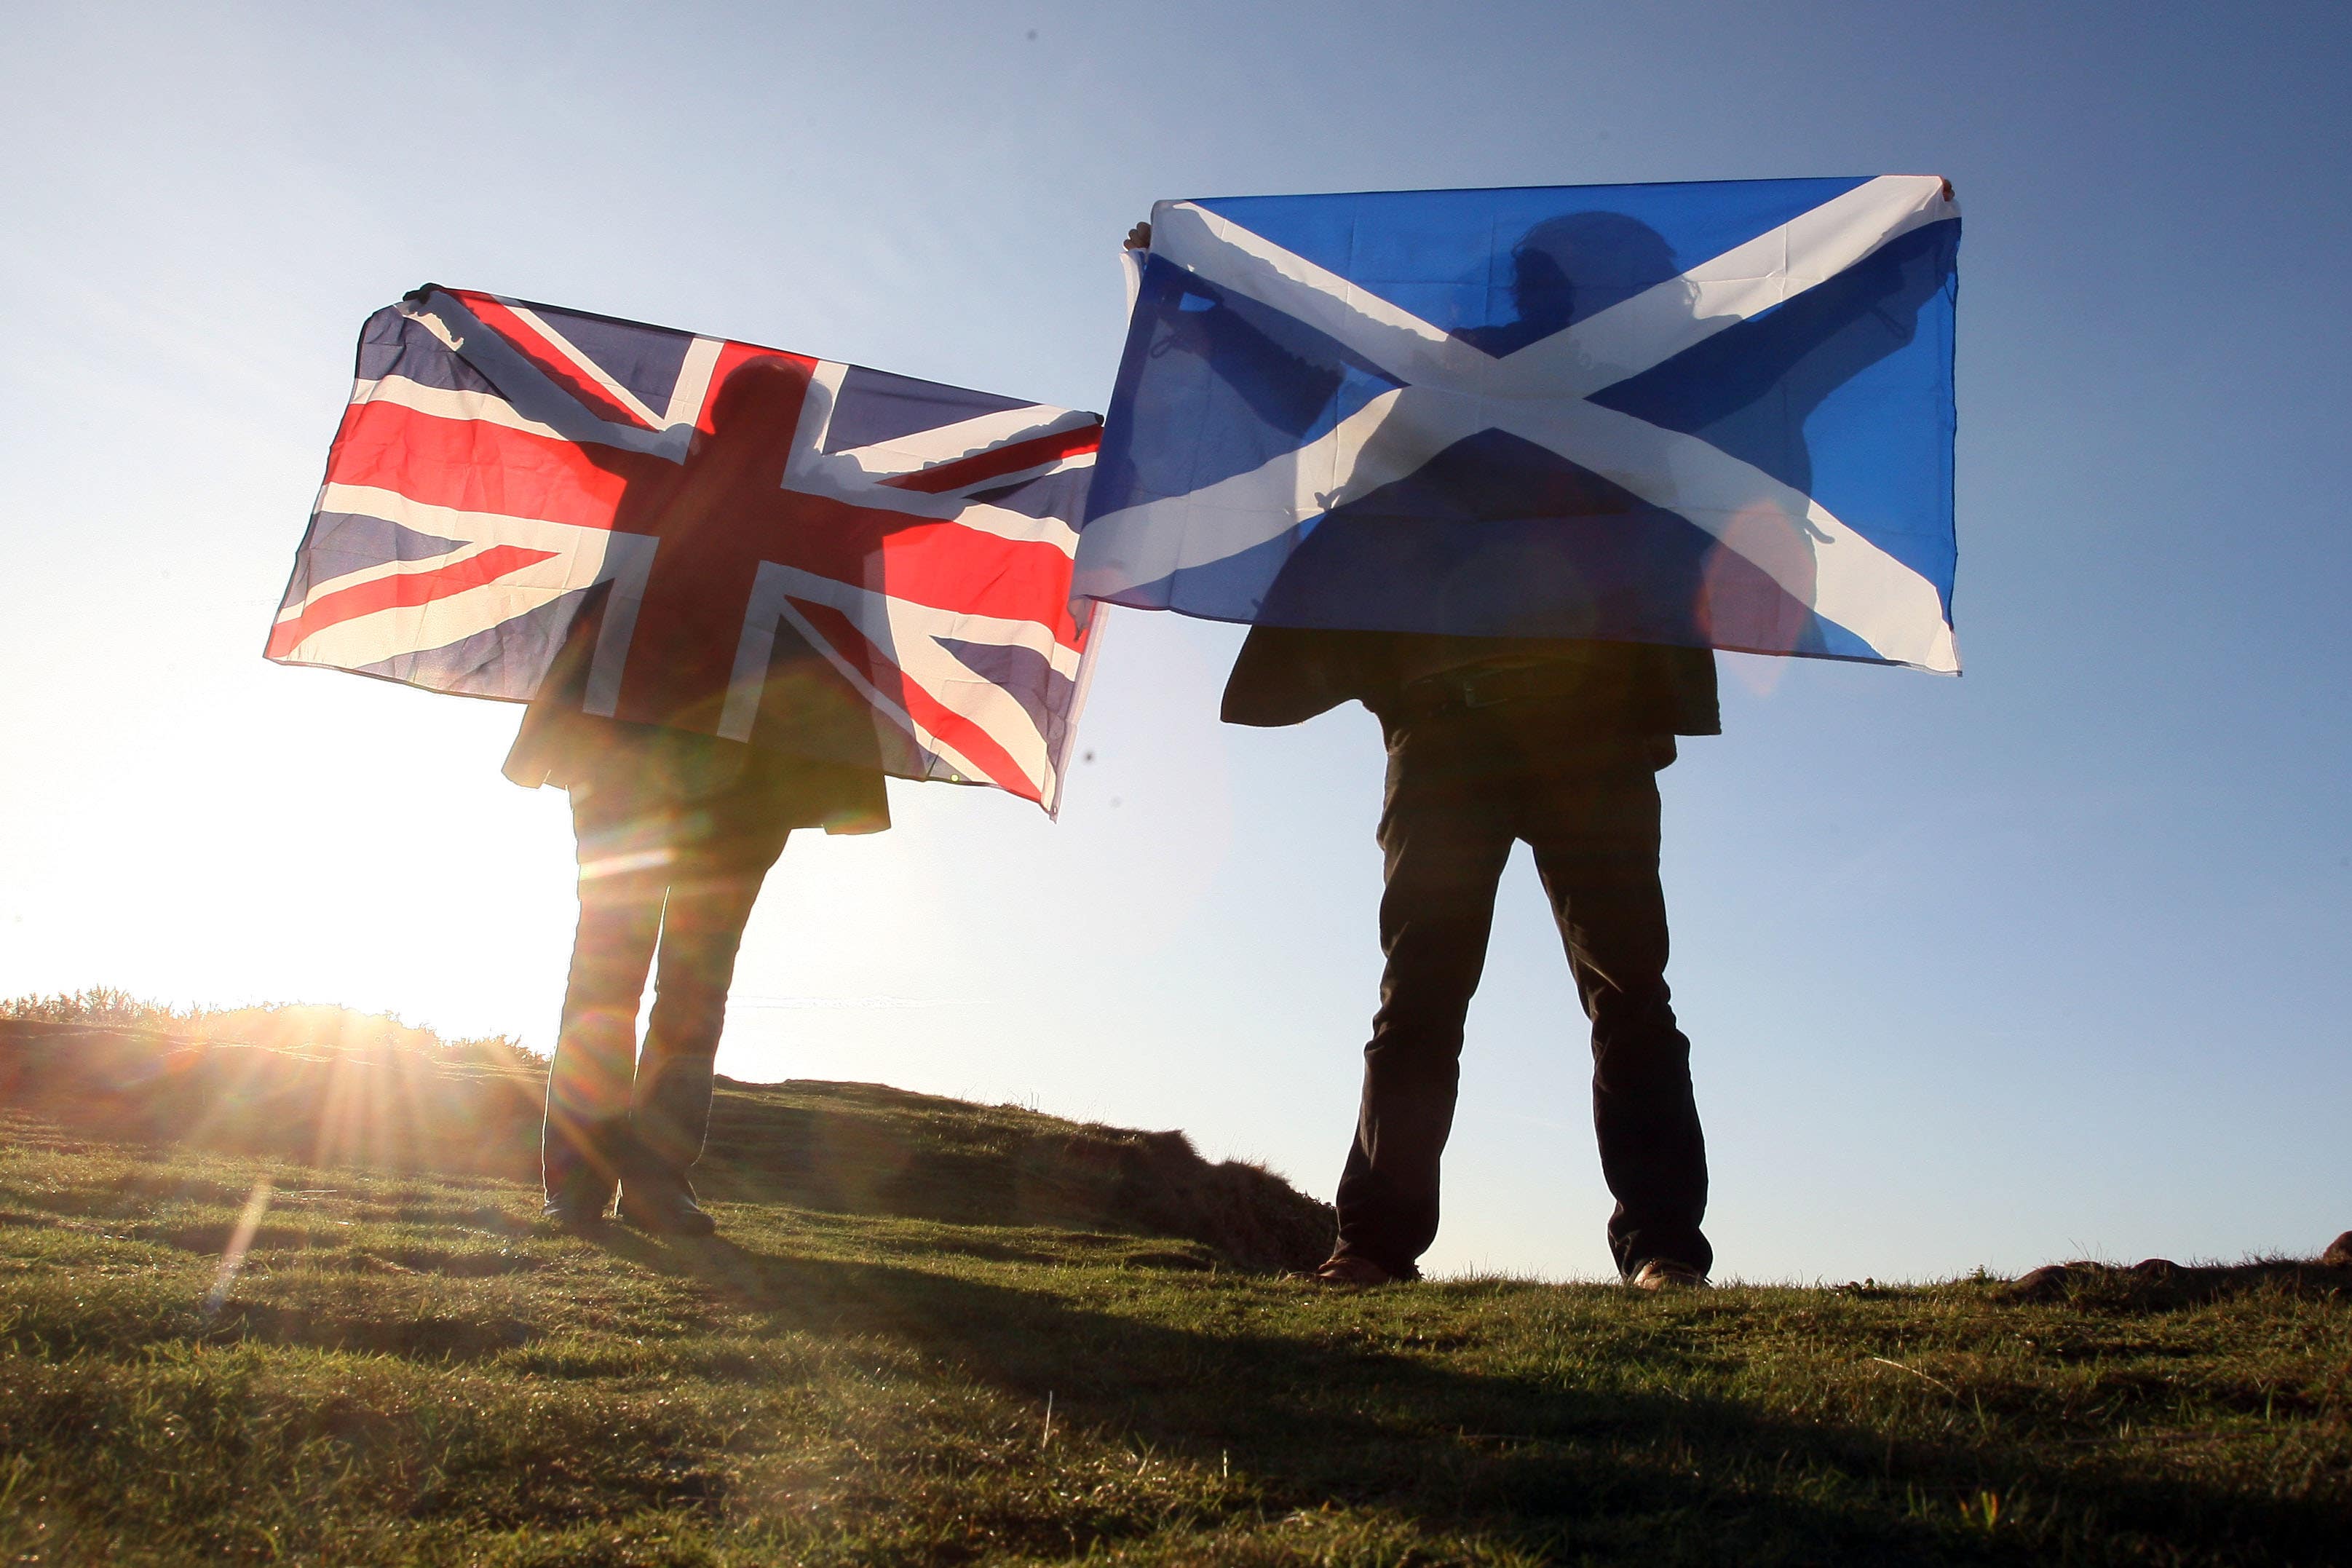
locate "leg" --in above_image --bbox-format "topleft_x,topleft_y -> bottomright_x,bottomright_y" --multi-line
629,807 -> 791,1181
542,791 -> 667,1206
1527,765 -> 1710,1279
1332,719 -> 1516,1275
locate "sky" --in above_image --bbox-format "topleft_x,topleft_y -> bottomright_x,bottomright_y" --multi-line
2,0 -> 2347,1283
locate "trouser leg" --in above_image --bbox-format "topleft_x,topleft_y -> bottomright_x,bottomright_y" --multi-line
630,823 -> 789,1180
1334,776 -> 1514,1274
544,802 -> 665,1200
1527,767 -> 1709,1278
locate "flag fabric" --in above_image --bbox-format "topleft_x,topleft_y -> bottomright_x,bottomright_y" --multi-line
1075,177 -> 1962,672
270,288 -> 1104,811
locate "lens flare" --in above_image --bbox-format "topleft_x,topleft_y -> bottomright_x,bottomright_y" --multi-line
200,1178 -> 274,1320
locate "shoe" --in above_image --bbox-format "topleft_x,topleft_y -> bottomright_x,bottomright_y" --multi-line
617,1174 -> 717,1237
1626,1258 -> 1709,1291
1307,1252 -> 1414,1288
539,1181 -> 614,1229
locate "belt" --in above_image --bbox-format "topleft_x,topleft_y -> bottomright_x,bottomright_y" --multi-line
1391,660 -> 1596,721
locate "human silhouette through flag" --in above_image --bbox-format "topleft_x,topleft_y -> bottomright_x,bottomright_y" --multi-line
269,288 -> 1103,811
1077,177 -> 1961,672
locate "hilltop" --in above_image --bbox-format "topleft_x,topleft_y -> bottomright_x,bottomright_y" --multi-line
1,997 -> 2348,1564
0,1002 -> 1330,1275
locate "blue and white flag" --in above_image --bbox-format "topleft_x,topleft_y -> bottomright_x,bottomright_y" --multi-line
1074,177 -> 1962,672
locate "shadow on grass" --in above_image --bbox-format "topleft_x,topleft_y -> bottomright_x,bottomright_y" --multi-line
587,1230 -> 2350,1566
220,1299 -> 539,1358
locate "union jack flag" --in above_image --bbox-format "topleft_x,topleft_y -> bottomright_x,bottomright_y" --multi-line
269,288 -> 1104,811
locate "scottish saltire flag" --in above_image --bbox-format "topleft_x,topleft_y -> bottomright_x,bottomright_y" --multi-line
1076,177 -> 1962,672
269,288 -> 1104,810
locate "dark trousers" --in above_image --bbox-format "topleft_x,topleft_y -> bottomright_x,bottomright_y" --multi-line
541,784 -> 791,1201
1333,701 -> 1710,1279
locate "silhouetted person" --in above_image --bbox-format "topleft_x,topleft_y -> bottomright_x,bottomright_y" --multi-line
1230,625 -> 1717,1288
507,358 -> 888,1235
1131,213 -> 1721,1288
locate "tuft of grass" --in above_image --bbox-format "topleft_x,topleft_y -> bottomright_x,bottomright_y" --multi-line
1,1108 -> 2347,1565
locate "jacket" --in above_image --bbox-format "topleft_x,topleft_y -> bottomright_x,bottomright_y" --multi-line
502,590 -> 890,836
1219,625 -> 1721,743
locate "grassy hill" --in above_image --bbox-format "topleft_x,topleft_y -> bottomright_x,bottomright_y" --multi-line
0,1011 -> 1329,1275
2,1013 -> 2348,1564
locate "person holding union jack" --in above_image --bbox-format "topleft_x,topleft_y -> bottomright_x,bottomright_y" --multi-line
510,360 -> 892,1236
272,277 -> 1111,1232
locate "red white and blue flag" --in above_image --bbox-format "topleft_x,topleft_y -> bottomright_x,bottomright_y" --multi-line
269,288 -> 1104,811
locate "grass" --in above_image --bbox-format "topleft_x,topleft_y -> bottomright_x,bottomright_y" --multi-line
2,1106 -> 2347,1565
0,1018 -> 1331,1272
0,989 -> 542,1069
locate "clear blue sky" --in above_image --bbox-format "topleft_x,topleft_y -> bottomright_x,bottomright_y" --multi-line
3,1 -> 2346,1282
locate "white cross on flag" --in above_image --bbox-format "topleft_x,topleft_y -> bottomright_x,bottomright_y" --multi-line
1076,176 -> 1961,673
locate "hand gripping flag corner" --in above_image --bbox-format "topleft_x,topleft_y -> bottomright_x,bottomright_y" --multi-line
1074,176 -> 1962,673
269,288 -> 1105,811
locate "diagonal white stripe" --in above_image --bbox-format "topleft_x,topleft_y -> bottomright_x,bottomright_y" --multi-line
830,404 -> 1100,478
1489,175 -> 1957,399
275,536 -> 512,624
496,299 -> 668,428
1492,400 -> 1957,670
1071,389 -> 1405,600
772,596 -> 999,788
722,563 -> 1080,797
311,484 -> 617,560
421,293 -> 689,460
724,566 -> 1010,791
281,575 -> 575,671
941,499 -> 1082,555
920,451 -> 1099,510
288,485 -> 662,700
1149,201 -> 1489,391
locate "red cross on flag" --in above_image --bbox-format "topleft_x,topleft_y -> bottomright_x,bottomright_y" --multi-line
267,288 -> 1104,812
